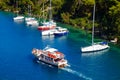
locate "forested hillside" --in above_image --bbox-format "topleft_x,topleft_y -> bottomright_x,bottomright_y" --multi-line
0,0 -> 120,43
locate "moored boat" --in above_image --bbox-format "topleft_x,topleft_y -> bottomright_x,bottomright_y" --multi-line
81,3 -> 109,53
26,19 -> 39,26
32,46 -> 68,68
54,27 -> 69,36
41,29 -> 56,36
25,17 -> 35,22
38,0 -> 56,31
13,0 -> 24,21
38,20 -> 56,31
81,42 -> 110,53
13,16 -> 24,21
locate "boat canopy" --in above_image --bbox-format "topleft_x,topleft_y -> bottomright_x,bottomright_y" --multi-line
44,46 -> 58,52
46,48 -> 58,52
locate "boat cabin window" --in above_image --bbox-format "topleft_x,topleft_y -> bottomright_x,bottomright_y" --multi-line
99,41 -> 107,45
44,56 -> 53,62
54,58 -> 62,62
40,54 -> 44,59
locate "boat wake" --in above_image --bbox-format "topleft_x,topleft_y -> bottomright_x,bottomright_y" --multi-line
37,60 -> 92,80
61,67 -> 92,80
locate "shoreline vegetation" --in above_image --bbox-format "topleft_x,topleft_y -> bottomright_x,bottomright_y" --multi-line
0,0 -> 120,46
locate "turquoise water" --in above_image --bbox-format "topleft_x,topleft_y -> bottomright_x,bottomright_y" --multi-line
0,11 -> 120,80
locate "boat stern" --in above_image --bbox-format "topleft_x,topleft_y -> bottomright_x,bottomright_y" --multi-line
58,59 -> 68,68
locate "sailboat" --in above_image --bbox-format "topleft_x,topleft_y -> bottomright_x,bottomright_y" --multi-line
38,0 -> 56,31
25,5 -> 39,26
81,3 -> 110,53
13,0 -> 24,21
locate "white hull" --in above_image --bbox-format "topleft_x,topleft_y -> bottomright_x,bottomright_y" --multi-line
38,57 -> 66,67
25,17 -> 35,22
81,4 -> 110,53
37,55 -> 67,68
13,16 -> 24,21
38,57 -> 58,66
81,43 -> 109,53
26,20 -> 39,26
53,27 -> 69,36
42,20 -> 56,27
41,29 -> 56,36
38,56 -> 67,68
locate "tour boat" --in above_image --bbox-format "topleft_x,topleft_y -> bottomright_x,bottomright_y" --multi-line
54,27 -> 69,36
81,3 -> 109,53
32,46 -> 68,68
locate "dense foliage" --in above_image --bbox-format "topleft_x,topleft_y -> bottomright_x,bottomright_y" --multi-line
0,0 -> 120,43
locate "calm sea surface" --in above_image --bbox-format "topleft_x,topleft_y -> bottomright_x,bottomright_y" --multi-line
0,11 -> 120,80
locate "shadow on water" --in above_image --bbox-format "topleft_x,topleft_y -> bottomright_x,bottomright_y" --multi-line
41,35 -> 55,41
32,58 -> 60,73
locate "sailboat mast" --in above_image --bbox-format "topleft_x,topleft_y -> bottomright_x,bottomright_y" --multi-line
49,0 -> 52,21
28,5 -> 31,16
43,2 -> 44,19
92,3 -> 95,45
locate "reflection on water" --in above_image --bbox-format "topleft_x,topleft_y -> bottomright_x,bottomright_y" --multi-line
82,48 -> 109,56
55,35 -> 67,40
2,11 -> 120,80
42,35 -> 54,41
41,35 -> 55,47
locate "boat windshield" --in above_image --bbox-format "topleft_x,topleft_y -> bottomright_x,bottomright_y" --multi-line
99,41 -> 108,45
54,58 -> 62,62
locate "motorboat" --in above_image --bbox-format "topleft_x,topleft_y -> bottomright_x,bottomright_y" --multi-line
54,27 -> 69,36
41,29 -> 56,36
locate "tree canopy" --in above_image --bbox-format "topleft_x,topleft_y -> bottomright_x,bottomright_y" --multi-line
0,0 -> 120,43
